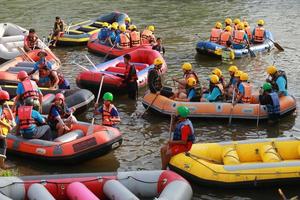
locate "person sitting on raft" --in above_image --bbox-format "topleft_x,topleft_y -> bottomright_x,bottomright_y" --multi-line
37,65 -> 70,89
50,16 -> 65,47
124,17 -> 131,30
47,93 -> 77,137
252,19 -> 266,44
94,92 -> 120,127
232,22 -> 249,49
160,106 -> 195,170
107,23 -> 118,47
141,25 -> 156,45
98,22 -> 110,44
243,21 -> 252,42
152,37 -> 165,56
212,68 -> 226,88
174,77 -> 199,102
28,50 -> 52,76
266,65 -> 287,97
219,26 -> 232,46
226,65 -> 239,89
234,72 -> 252,104
209,22 -> 222,43
24,28 -> 39,52
201,75 -> 224,102
233,18 -> 241,30
128,25 -> 141,48
115,25 -> 130,49
224,18 -> 233,29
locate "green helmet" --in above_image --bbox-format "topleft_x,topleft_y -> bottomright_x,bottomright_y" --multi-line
103,92 -> 113,101
177,106 -> 190,118
262,82 -> 272,91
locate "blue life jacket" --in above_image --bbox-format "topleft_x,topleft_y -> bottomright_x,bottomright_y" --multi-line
266,92 -> 280,115
173,119 -> 195,142
98,28 -> 109,41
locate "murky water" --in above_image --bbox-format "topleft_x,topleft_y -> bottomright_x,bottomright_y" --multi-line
1,0 -> 300,199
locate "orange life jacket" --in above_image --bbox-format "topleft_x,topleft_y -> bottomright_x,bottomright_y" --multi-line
119,33 -> 130,48
141,29 -> 153,44
21,79 -> 39,100
253,27 -> 265,43
219,31 -> 231,46
233,30 -> 246,44
241,82 -> 252,103
17,106 -> 36,129
209,28 -> 222,43
245,27 -> 252,41
24,35 -> 38,49
130,31 -> 141,47
102,104 -> 119,126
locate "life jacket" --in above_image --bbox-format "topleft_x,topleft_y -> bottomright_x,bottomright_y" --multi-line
141,29 -> 153,44
119,33 -> 130,48
253,27 -> 265,43
54,21 -> 64,31
184,71 -> 199,84
245,27 -> 252,41
102,104 -> 119,126
219,31 -> 231,46
267,92 -> 280,115
17,106 -> 36,130
21,79 -> 39,100
240,82 -> 252,103
210,28 -> 222,43
47,103 -> 69,123
148,68 -> 162,92
173,119 -> 195,142
25,35 -> 38,49
233,30 -> 246,44
186,87 -> 201,102
99,28 -> 109,41
129,31 -> 140,47
124,63 -> 138,82
272,70 -> 288,91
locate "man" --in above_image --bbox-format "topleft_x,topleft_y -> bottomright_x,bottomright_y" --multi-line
252,19 -> 266,44
174,77 -> 199,102
28,50 -> 52,76
107,23 -> 118,46
37,67 -> 69,89
115,25 -> 130,49
148,58 -> 163,94
129,25 -> 140,47
123,54 -> 138,100
98,22 -> 110,44
24,28 -> 39,52
160,106 -> 195,170
172,63 -> 199,93
266,65 -> 287,97
235,72 -> 252,103
209,22 -> 222,43
94,92 -> 120,127
152,37 -> 165,56
233,18 -> 241,30
224,18 -> 233,28
221,40 -> 235,63
232,23 -> 249,49
201,75 -> 224,102
212,68 -> 226,88
141,25 -> 156,45
243,21 -> 252,42
50,16 -> 65,47
219,26 -> 232,46
226,65 -> 239,89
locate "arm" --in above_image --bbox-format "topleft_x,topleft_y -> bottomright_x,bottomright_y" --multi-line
276,77 -> 287,97
50,71 -> 59,88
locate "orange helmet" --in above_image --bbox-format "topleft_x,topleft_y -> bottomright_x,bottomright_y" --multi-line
0,90 -> 9,101
17,70 -> 28,80
55,93 -> 65,102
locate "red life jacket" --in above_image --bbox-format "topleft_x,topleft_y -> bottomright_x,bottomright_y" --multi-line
210,28 -> 222,43
119,33 -> 130,48
233,30 -> 246,44
24,35 -> 38,49
21,79 -> 39,100
17,106 -> 36,129
253,27 -> 265,43
219,31 -> 231,46
141,29 -> 153,44
130,31 -> 141,47
240,82 -> 252,103
245,27 -> 252,41
102,104 -> 118,126
124,63 -> 138,82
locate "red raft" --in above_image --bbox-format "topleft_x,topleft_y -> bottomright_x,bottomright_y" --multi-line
0,49 -> 61,85
87,32 -> 152,58
76,48 -> 167,94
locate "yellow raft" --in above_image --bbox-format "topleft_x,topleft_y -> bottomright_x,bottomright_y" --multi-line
169,137 -> 300,187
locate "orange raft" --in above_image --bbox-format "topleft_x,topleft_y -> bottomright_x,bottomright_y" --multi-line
0,49 -> 61,85
6,121 -> 122,163
142,92 -> 296,120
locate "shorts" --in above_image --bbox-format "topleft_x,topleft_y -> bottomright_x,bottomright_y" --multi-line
170,144 -> 190,156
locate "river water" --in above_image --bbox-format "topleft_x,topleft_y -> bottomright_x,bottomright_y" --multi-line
1,0 -> 300,199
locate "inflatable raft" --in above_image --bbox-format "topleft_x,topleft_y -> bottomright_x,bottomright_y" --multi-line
142,92 -> 296,120
169,137 -> 300,188
49,12 -> 128,46
0,170 -> 192,199
196,30 -> 274,58
6,121 -> 121,163
76,49 -> 167,94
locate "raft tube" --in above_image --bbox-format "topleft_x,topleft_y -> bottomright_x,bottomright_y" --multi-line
141,92 -> 296,120
169,137 -> 300,188
49,12 -> 128,46
0,170 -> 192,199
196,30 -> 274,58
76,48 -> 167,94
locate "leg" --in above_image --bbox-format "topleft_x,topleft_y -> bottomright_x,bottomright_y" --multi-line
161,144 -> 172,170
0,139 -> 7,169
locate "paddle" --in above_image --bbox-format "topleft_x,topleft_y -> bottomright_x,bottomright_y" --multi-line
139,93 -> 159,118
87,75 -> 104,135
228,88 -> 235,125
17,47 -> 34,62
247,42 -> 256,57
84,55 -> 98,70
266,37 -> 284,51
103,42 -> 116,61
256,103 -> 260,127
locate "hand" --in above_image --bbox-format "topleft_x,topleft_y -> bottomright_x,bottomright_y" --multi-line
64,125 -> 70,131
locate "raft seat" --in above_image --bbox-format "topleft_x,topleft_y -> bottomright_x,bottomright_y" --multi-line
222,147 -> 240,165
260,144 -> 281,162
54,129 -> 84,143
6,66 -> 33,74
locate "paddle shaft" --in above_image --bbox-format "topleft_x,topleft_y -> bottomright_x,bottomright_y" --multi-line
256,103 -> 260,127
91,76 -> 105,126
267,37 -> 284,51
228,88 -> 235,125
103,43 -> 116,61
140,93 -> 159,118
85,55 -> 98,70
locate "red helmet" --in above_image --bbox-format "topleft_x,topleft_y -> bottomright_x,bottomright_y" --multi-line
55,93 -> 65,102
0,90 -> 10,101
17,70 -> 28,80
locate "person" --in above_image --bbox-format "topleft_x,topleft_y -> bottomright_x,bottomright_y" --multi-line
152,37 -> 165,56
243,21 -> 252,42
201,75 -> 224,102
50,16 -> 65,47
24,28 -> 39,52
115,25 -> 130,49
233,18 -> 241,30
112,22 -> 120,36
125,17 -> 131,29
212,68 -> 226,88
232,22 -> 249,49
172,63 -> 199,93
259,82 -> 280,121
160,106 -> 195,170
129,25 -> 140,47
252,19 -> 266,44
224,18 -> 233,28
14,71 -> 43,112
37,66 -> 70,89
47,93 -> 77,137
28,50 -> 52,76
107,23 -> 118,46
219,26 -> 232,46
226,65 -> 239,89
123,54 -> 138,100
235,72 -> 252,103
98,22 -> 110,44
15,99 -> 53,141
266,65 -> 287,97
209,22 -> 222,43
141,25 -> 156,45
148,58 -> 163,94
174,77 -> 199,102
94,92 -> 120,127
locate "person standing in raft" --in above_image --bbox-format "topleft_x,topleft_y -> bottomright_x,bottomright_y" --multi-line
94,92 -> 120,127
152,37 -> 165,56
50,16 -> 65,47
148,58 -> 163,94
160,106 -> 195,170
24,28 -> 39,52
123,54 -> 138,100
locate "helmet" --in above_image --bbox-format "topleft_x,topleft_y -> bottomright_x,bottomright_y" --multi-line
240,72 -> 249,81
225,26 -> 232,32
262,82 -> 272,91
244,21 -> 249,27
187,77 -> 196,87
257,19 -> 264,26
17,70 -> 28,80
228,65 -> 238,72
102,22 -> 109,27
111,23 -> 118,30
125,17 -> 131,23
237,22 -> 244,30
210,74 -> 219,84
119,24 -> 126,32
215,22 -> 222,29
154,57 -> 163,66
225,18 -> 232,25
212,68 -> 222,77
0,90 -> 9,101
181,63 -> 192,71
112,22 -> 119,27
55,93 -> 65,102
177,106 -> 190,118
148,25 -> 155,32
103,92 -> 113,101
37,50 -> 48,57
129,25 -> 137,30
234,70 -> 242,77
234,18 -> 241,24
266,65 -> 277,75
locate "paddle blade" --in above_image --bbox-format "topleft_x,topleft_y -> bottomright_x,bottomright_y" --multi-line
249,49 -> 256,57
274,42 -> 284,51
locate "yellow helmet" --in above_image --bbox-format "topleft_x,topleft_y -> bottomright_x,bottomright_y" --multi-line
240,72 -> 249,81
181,62 -> 192,71
225,18 -> 232,25
243,21 -> 249,27
148,25 -> 155,32
212,68 -> 222,77
111,23 -> 118,30
125,17 -> 131,23
154,57 -> 163,66
234,18 -> 241,25
266,65 -> 277,75
210,74 -> 219,84
112,22 -> 119,27
257,19 -> 265,26
215,22 -> 222,29
102,22 -> 109,27
225,26 -> 232,32
237,22 -> 244,30
119,24 -> 126,32
129,25 -> 137,30
234,70 -> 242,77
228,65 -> 238,72
187,77 -> 197,87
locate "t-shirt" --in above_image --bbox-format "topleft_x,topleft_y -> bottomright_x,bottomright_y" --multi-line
16,110 -> 45,134
276,76 -> 288,96
204,87 -> 221,102
238,82 -> 245,95
33,59 -> 53,71
187,88 -> 197,101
